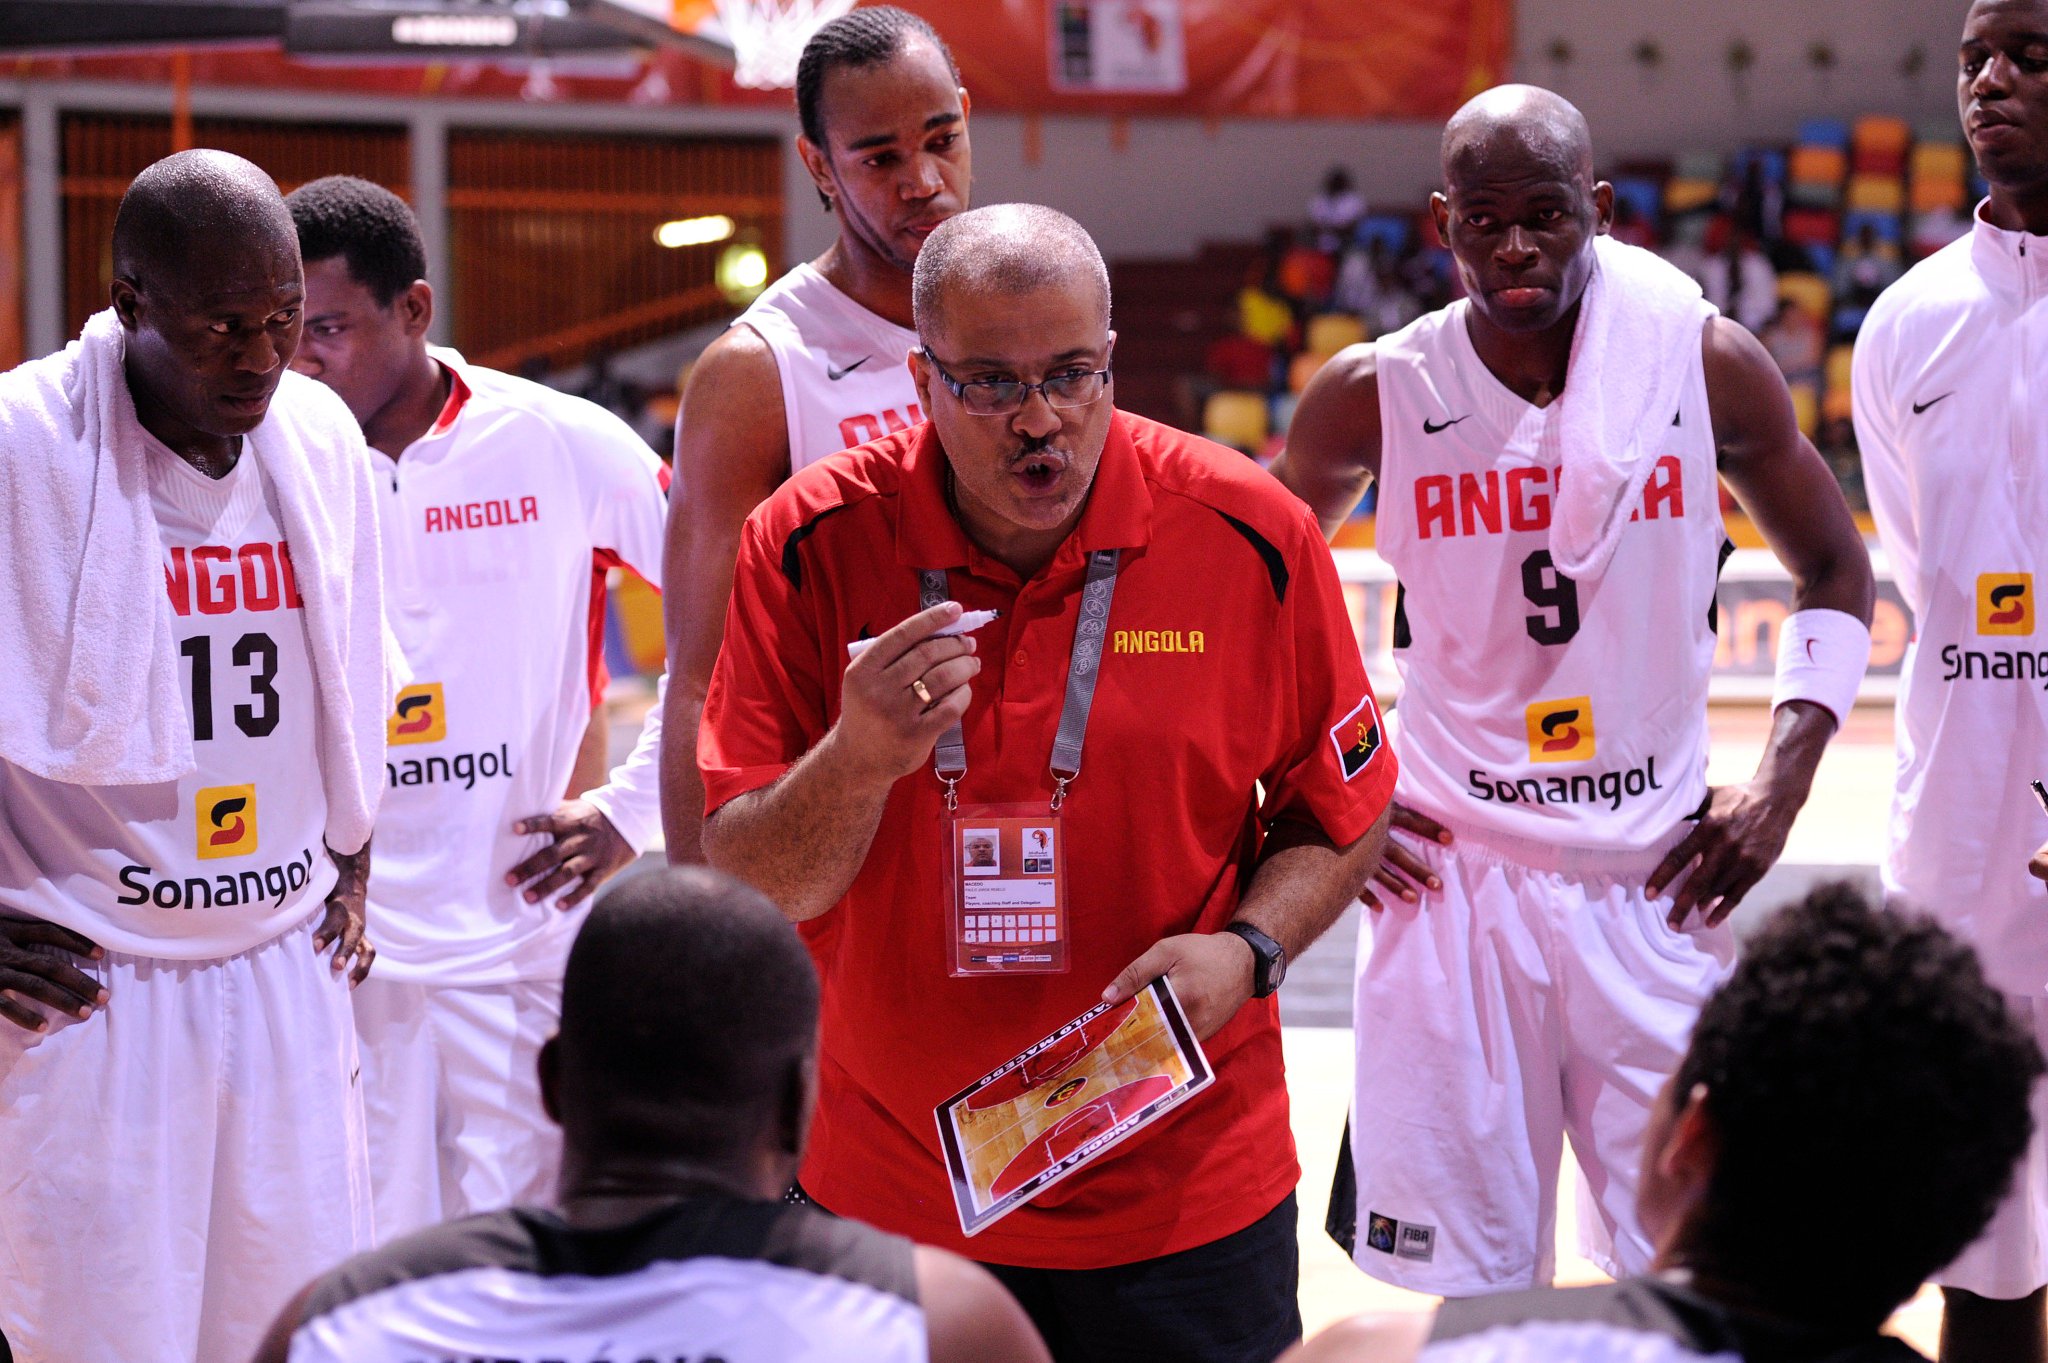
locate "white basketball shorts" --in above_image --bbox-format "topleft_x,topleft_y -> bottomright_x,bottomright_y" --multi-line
0,910 -> 373,1363
1936,993 -> 2048,1300
352,973 -> 564,1242
1349,816 -> 1735,1295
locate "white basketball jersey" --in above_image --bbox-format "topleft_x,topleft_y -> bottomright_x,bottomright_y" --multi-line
736,261 -> 924,471
1374,302 -> 1727,851
287,1199 -> 927,1363
0,439 -> 336,958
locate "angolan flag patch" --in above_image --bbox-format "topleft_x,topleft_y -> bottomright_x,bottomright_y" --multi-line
1330,694 -> 1384,781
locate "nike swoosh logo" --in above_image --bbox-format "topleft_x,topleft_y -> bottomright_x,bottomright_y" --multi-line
827,356 -> 871,381
1423,415 -> 1471,435
1806,640 -> 1818,663
1912,393 -> 1953,415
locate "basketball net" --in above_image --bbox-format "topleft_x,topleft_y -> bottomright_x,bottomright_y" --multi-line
714,0 -> 856,90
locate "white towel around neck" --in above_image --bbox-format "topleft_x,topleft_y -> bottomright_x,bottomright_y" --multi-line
1542,236 -> 1719,580
0,309 -> 391,855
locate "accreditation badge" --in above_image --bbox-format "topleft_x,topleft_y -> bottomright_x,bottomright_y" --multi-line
944,802 -> 1069,976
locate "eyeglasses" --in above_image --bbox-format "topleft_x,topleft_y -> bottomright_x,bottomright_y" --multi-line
921,347 -> 1111,417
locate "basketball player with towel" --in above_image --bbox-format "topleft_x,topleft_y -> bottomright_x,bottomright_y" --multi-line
1274,85 -> 1874,1293
285,176 -> 671,1240
0,151 -> 385,1363
1853,3 -> 2048,1357
660,6 -> 970,861
254,866 -> 1051,1363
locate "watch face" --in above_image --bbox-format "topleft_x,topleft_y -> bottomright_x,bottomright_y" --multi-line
1267,945 -> 1287,991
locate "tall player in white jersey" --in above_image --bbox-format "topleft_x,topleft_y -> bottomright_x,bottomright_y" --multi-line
286,176 -> 669,1240
1274,86 -> 1874,1295
1853,4 -> 2048,1357
255,866 -> 1050,1363
0,152 -> 383,1363
660,6 -> 968,861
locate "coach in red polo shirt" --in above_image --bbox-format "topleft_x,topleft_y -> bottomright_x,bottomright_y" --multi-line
698,203 -> 1394,1363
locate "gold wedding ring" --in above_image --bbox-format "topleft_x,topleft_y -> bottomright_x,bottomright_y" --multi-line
911,678 -> 934,706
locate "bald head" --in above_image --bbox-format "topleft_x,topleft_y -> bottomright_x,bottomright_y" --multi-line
1441,84 -> 1595,190
113,149 -> 297,289
549,866 -> 820,1163
912,203 -> 1110,345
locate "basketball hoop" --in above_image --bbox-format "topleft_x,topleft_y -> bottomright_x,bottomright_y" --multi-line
715,0 -> 856,90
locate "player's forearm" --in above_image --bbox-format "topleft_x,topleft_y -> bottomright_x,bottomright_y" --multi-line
586,674 -> 664,854
1786,537 -> 1876,625
659,681 -> 710,863
326,838 -> 371,900
700,727 -> 897,922
1235,807 -> 1390,958
1749,700 -> 1836,812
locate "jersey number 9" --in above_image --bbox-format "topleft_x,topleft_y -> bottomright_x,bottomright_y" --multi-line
1521,550 -> 1581,646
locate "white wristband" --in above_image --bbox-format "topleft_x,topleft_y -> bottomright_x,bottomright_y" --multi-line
1772,607 -> 1872,725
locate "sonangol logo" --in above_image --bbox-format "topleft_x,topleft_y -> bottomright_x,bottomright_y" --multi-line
1526,697 -> 1596,764
1979,574 -> 2035,636
196,783 -> 258,860
387,682 -> 448,745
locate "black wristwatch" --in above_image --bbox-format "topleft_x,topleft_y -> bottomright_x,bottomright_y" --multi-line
1221,922 -> 1288,998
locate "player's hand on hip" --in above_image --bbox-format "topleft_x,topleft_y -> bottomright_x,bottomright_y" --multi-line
835,601 -> 981,783
1648,783 -> 1797,930
1361,803 -> 1451,912
1102,932 -> 1256,1042
508,800 -> 637,908
315,843 -> 375,987
0,918 -> 106,1032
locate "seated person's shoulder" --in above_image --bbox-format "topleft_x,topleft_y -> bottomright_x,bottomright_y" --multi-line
1280,1310 -> 1430,1363
294,1207 -> 541,1324
914,1244 -> 1053,1363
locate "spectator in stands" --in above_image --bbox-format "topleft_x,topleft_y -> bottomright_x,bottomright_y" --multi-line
1240,231 -> 1298,348
1309,167 -> 1367,252
1759,296 -> 1825,390
1834,222 -> 1905,313
1725,156 -> 1784,249
1278,228 -> 1337,312
1281,884 -> 2044,1363
1335,240 -> 1424,339
1610,197 -> 1659,250
1815,415 -> 1868,514
1701,228 -> 1779,333
255,866 -> 1052,1363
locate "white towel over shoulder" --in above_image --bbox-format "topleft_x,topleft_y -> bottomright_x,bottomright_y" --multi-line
0,309 -> 391,854
1544,236 -> 1718,580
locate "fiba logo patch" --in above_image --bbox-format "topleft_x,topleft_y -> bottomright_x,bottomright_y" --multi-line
1329,694 -> 1385,782
387,682 -> 448,745
1978,574 -> 2034,636
195,784 -> 258,860
1365,1210 -> 1436,1262
1525,697 -> 1595,763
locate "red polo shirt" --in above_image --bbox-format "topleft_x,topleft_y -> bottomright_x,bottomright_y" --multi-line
701,410 -> 1395,1267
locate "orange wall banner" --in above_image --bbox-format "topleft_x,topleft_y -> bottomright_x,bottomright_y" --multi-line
11,0 -> 1510,122
898,0 -> 1512,120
